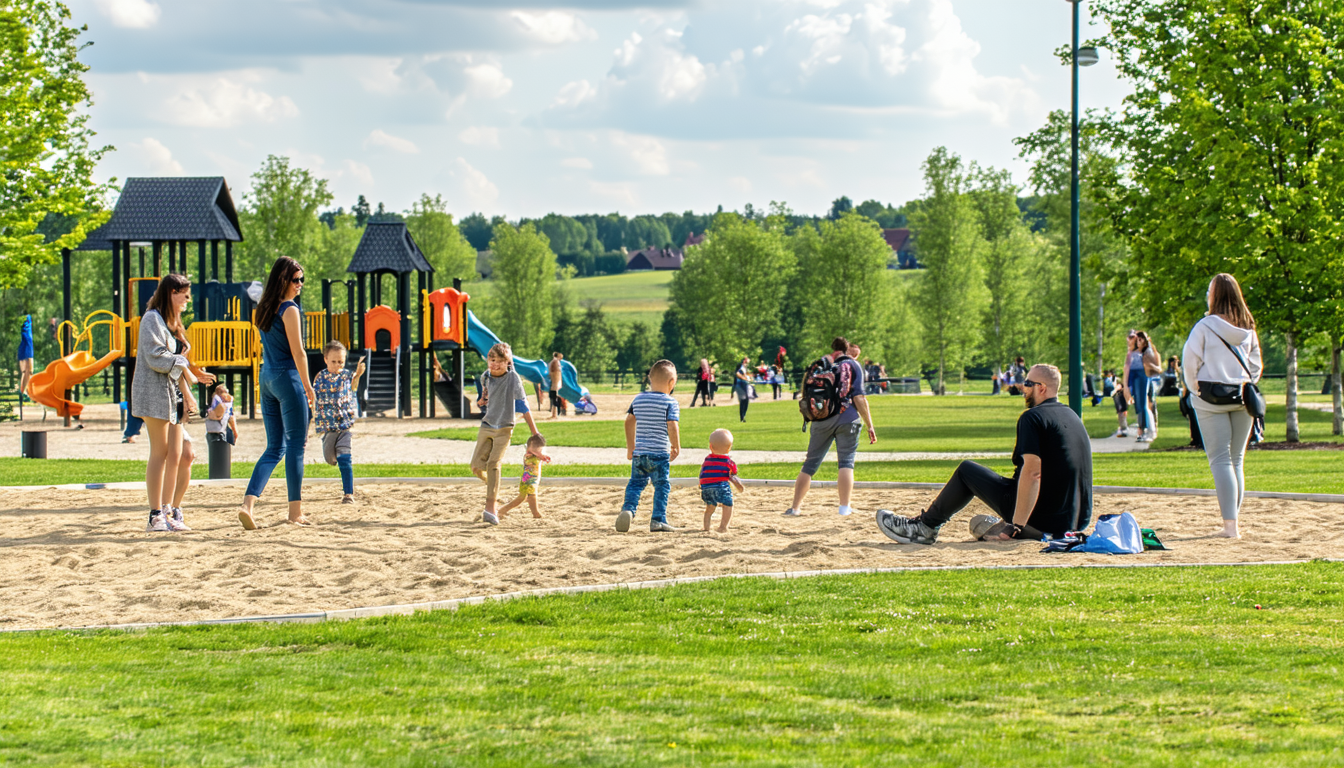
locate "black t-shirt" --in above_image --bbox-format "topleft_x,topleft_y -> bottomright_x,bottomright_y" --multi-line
1012,398 -> 1093,534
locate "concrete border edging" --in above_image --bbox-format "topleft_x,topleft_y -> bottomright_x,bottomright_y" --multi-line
8,558 -> 1339,634
5,476 -> 1343,504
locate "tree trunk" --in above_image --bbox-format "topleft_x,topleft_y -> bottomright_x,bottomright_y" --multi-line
1285,331 -> 1299,443
937,346 -> 947,396
1332,341 -> 1342,437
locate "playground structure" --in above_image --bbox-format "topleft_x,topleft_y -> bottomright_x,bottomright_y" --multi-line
38,177 -> 591,425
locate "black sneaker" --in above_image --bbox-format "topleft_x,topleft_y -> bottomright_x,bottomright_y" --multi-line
876,509 -> 937,545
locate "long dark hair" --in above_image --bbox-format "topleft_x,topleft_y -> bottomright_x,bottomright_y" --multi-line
255,257 -> 303,332
146,274 -> 191,333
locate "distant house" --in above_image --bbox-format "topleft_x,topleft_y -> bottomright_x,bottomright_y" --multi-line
684,231 -> 706,247
626,246 -> 684,271
882,228 -> 919,269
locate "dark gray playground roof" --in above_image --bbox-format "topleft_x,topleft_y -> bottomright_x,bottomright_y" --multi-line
346,222 -> 434,274
77,177 -> 243,249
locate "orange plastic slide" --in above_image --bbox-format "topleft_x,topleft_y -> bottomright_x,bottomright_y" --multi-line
27,348 -> 122,418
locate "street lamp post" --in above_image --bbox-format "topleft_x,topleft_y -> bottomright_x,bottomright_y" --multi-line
1068,0 -> 1098,415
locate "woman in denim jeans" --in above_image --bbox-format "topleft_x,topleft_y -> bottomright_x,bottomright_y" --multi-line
239,257 -> 316,529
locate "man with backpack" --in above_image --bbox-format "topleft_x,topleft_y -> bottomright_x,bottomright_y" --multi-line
784,336 -> 877,517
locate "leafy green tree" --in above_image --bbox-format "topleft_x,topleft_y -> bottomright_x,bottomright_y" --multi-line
352,196 -> 371,227
797,213 -> 893,360
235,155 -> 332,280
1094,0 -> 1344,440
405,194 -> 476,285
564,303 -> 619,382
309,211 -> 362,283
969,166 -> 1039,373
616,321 -> 658,373
909,147 -> 985,394
667,213 -> 796,368
458,213 -> 496,252
827,196 -> 854,221
0,0 -> 112,288
485,222 -> 556,358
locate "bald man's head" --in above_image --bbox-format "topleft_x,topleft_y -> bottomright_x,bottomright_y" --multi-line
1029,364 -> 1061,397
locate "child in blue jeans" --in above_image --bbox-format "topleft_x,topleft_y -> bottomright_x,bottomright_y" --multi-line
616,359 -> 680,533
313,341 -> 366,504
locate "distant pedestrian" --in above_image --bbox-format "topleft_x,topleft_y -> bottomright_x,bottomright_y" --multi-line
17,314 -> 33,401
1125,331 -> 1160,442
734,356 -> 752,422
690,358 -> 713,407
548,352 -> 564,419
1182,273 -> 1261,539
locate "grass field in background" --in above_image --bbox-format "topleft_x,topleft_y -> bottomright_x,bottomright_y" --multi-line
4,448 -> 1342,493
472,270 -> 674,328
414,395 -> 1344,454
3,563 -> 1341,766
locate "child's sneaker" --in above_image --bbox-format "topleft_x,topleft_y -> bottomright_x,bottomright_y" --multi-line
167,508 -> 191,532
615,510 -> 632,532
145,511 -> 169,532
482,510 -> 499,525
837,505 -> 853,516
782,508 -> 802,517
650,520 -> 677,533
341,495 -> 355,505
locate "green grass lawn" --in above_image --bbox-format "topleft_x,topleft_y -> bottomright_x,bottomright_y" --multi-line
2,563 -> 1341,766
4,448 -> 1342,493
414,394 -> 1344,454
472,270 -> 674,328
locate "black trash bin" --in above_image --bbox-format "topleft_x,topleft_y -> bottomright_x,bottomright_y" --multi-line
21,430 -> 47,459
207,436 -> 231,479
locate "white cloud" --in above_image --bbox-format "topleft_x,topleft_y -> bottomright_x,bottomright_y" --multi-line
129,137 -> 184,175
510,10 -> 596,45
455,158 -> 499,208
551,80 -> 597,109
345,160 -> 375,186
162,77 -> 298,128
465,63 -> 513,99
358,58 -> 405,94
92,0 -> 160,29
727,176 -> 752,193
458,126 -> 501,148
366,129 -> 420,154
658,50 -> 707,101
610,132 -> 670,176
561,157 -> 593,170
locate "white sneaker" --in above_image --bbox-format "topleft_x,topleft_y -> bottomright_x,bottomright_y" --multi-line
167,508 -> 191,532
782,509 -> 802,517
837,505 -> 853,516
482,510 -> 499,525
145,511 -> 169,532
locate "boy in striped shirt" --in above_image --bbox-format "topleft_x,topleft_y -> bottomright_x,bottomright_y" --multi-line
616,360 -> 681,533
700,428 -> 745,532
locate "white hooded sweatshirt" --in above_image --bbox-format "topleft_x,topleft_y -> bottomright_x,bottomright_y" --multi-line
1182,314 -> 1262,412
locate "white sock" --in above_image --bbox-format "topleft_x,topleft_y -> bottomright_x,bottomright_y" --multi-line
838,505 -> 852,515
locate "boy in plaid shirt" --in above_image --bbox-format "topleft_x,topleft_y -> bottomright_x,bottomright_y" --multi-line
313,340 -> 365,504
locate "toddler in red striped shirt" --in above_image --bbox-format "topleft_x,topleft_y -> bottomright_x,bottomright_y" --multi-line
700,428 -> 745,532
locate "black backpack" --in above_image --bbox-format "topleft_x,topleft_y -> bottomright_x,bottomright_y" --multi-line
798,355 -> 853,430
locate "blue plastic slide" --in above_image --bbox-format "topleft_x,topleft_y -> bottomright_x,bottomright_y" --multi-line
465,310 -> 593,409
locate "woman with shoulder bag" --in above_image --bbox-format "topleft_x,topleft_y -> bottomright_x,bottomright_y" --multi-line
1181,273 -> 1262,539
1140,332 -> 1163,441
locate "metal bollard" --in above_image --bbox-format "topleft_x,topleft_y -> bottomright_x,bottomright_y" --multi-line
207,437 -> 231,479
21,430 -> 47,459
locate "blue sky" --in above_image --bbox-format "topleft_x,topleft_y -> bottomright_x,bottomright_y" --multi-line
73,0 -> 1130,219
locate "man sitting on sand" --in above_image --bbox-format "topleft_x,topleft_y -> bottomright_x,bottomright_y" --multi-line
876,364 -> 1092,544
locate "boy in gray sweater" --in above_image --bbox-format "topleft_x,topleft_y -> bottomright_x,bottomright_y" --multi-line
474,343 -> 542,525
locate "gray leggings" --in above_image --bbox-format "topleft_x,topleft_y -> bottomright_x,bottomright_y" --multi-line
1195,407 -> 1254,520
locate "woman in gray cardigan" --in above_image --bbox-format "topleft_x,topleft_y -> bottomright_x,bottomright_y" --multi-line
133,274 -> 199,533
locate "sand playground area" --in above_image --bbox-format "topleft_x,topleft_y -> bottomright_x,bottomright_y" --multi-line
3,479 -> 1341,631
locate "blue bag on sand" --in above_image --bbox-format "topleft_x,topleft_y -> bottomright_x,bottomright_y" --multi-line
1073,512 -> 1144,555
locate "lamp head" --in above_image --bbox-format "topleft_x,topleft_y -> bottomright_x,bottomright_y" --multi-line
1077,46 -> 1100,66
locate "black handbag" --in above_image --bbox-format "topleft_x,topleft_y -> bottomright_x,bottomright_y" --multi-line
1216,337 -> 1266,419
